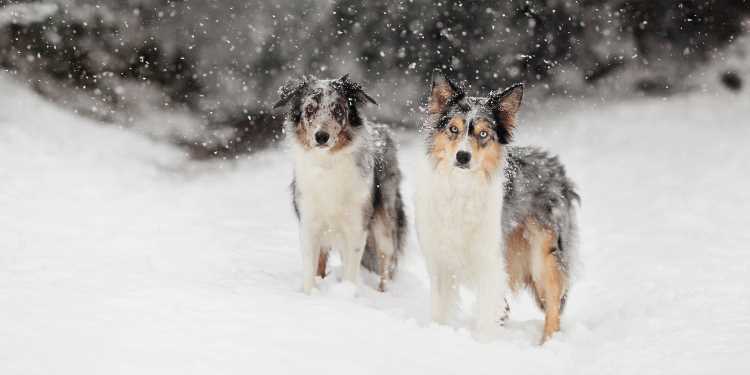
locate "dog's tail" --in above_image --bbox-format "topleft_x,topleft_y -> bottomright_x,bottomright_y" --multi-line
557,181 -> 580,314
361,191 -> 406,278
390,190 -> 407,275
361,239 -> 378,275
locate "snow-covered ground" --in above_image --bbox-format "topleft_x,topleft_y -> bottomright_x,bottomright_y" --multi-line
1,72 -> 749,374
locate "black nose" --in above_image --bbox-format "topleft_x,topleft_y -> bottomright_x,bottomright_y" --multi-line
456,151 -> 471,165
315,131 -> 330,145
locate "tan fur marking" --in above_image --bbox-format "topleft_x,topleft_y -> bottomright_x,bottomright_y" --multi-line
430,116 -> 503,179
499,112 -> 517,140
504,219 -> 567,344
535,226 -> 564,344
500,91 -> 522,115
295,122 -> 312,149
329,127 -> 352,152
448,116 -> 465,131
470,119 -> 503,180
316,250 -> 328,278
429,131 -> 456,165
476,141 -> 502,180
495,86 -> 522,140
540,246 -> 563,344
505,223 -> 533,292
429,117 -> 464,166
429,82 -> 455,114
472,119 -> 494,135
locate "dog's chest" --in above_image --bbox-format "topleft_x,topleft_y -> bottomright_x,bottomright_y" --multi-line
417,163 -> 503,264
294,150 -> 372,226
424,169 -> 498,227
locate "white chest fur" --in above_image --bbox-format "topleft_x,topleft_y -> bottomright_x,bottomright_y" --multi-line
415,158 -> 504,279
416,157 -> 509,332
292,145 -> 373,243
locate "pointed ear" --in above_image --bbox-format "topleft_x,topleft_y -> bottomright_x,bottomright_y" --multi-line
273,77 -> 307,109
489,83 -> 523,116
428,69 -> 462,114
486,83 -> 523,143
331,74 -> 377,106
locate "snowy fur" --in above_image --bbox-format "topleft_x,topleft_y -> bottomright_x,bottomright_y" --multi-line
416,71 -> 579,341
415,155 -> 508,336
415,71 -> 518,337
290,137 -> 372,292
276,75 -> 406,293
503,146 -> 580,279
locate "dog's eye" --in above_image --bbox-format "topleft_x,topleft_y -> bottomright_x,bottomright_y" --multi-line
449,125 -> 459,134
305,105 -> 316,117
479,130 -> 488,139
333,104 -> 345,120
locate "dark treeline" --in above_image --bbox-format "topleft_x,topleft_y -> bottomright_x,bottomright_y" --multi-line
1,0 -> 748,157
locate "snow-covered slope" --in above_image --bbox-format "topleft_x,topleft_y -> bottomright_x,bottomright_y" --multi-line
1,73 -> 749,374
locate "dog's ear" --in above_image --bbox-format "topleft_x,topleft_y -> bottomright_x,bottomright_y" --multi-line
273,77 -> 308,109
331,74 -> 377,106
488,83 -> 523,115
486,83 -> 523,144
428,69 -> 462,114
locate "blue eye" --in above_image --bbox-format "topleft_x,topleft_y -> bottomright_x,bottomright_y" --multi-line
449,125 -> 459,134
479,130 -> 488,138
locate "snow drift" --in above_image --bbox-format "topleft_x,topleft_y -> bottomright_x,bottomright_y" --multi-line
1,72 -> 749,374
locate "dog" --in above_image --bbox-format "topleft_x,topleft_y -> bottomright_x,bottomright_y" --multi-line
273,74 -> 406,294
415,70 -> 579,343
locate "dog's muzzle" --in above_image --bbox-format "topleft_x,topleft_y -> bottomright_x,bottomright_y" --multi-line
455,151 -> 471,168
314,131 -> 330,146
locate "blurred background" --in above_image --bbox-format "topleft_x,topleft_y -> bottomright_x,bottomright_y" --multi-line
2,2 -> 750,370
1,0 -> 748,157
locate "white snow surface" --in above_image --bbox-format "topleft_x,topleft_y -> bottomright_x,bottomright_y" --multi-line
1,73 -> 749,374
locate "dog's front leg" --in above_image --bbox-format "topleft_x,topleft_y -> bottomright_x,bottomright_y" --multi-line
340,228 -> 367,286
430,266 -> 457,324
474,259 -> 506,340
299,223 -> 322,295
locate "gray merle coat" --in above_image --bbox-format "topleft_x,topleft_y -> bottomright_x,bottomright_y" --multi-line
415,69 -> 579,343
274,74 -> 405,293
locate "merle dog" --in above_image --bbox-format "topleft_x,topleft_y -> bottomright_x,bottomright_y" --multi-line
415,70 -> 579,343
274,74 -> 406,293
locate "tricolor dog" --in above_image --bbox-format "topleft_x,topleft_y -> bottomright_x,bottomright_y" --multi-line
415,70 -> 579,343
274,75 -> 406,294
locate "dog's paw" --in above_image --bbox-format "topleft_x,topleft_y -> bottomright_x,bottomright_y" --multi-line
540,329 -> 561,345
301,284 -> 321,296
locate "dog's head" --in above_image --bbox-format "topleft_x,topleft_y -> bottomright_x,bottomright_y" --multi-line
423,69 -> 523,178
273,74 -> 376,152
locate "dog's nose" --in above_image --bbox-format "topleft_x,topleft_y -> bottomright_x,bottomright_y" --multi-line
456,151 -> 471,165
315,131 -> 330,145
